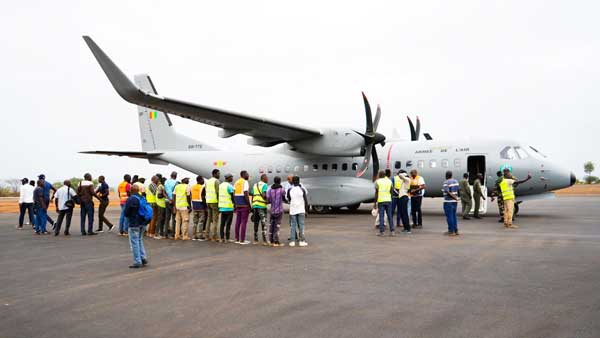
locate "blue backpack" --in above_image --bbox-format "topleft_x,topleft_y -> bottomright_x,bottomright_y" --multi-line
133,195 -> 153,224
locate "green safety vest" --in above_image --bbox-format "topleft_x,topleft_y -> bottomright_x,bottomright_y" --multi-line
218,182 -> 233,209
205,178 -> 219,203
499,178 -> 515,201
146,183 -> 156,203
174,184 -> 189,208
155,185 -> 166,208
252,182 -> 267,208
376,178 -> 392,203
394,175 -> 402,189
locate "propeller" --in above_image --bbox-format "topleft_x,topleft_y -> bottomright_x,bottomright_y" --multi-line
355,92 -> 386,179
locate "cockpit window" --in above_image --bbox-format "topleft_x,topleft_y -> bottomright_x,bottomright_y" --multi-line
529,146 -> 547,159
514,146 -> 529,159
500,146 -> 517,160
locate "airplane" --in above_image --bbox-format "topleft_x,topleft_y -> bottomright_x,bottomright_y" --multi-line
81,36 -> 576,214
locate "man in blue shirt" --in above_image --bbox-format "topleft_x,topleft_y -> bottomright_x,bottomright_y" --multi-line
124,185 -> 148,268
442,171 -> 460,236
38,174 -> 56,228
164,171 -> 178,238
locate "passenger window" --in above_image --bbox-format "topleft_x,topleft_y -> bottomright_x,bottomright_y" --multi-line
500,146 -> 517,160
259,167 -> 265,174
394,161 -> 401,169
454,159 -> 461,167
406,161 -> 413,168
441,159 -> 449,168
352,163 -> 359,171
322,164 -> 328,171
312,164 -> 318,172
417,160 -> 424,168
276,167 -> 282,173
303,165 -> 309,172
267,167 -> 273,174
429,160 -> 437,168
332,163 -> 338,171
285,166 -> 291,173
342,163 -> 348,171
514,146 -> 529,159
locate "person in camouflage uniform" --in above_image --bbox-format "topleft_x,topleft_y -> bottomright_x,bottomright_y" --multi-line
491,171 -> 504,223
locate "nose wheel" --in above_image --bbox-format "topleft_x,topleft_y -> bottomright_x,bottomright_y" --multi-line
311,205 -> 331,214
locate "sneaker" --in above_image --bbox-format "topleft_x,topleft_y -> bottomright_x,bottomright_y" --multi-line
298,241 -> 308,247
448,232 -> 458,237
228,239 -> 235,243
234,241 -> 240,244
240,240 -> 251,245
154,235 -> 161,239
108,225 -> 114,232
88,232 -> 98,236
141,258 -> 148,266
289,241 -> 296,247
95,229 -> 104,233
443,231 -> 452,236
509,225 -> 519,229
197,237 -> 206,242
64,232 -> 70,236
17,226 -> 23,230
262,242 -> 270,246
390,231 -> 396,237
376,232 -> 385,236
192,238 -> 197,241
253,240 -> 260,245
454,232 -> 460,236
129,264 -> 142,269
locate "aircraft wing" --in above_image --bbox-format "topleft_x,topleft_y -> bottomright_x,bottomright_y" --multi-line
83,36 -> 322,146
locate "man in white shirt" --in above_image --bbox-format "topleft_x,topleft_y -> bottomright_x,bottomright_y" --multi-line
286,176 -> 309,247
18,178 -> 35,229
54,180 -> 77,236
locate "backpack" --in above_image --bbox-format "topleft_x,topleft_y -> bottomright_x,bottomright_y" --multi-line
133,195 -> 153,224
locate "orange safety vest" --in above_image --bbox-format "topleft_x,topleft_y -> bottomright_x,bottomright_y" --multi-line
118,181 -> 130,204
191,183 -> 204,202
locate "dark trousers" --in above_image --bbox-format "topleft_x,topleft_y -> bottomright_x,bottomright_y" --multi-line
55,209 -> 73,234
410,196 -> 423,226
378,202 -> 394,233
397,196 -> 410,231
80,201 -> 94,234
155,207 -> 167,236
165,201 -> 176,237
97,199 -> 113,230
220,211 -> 233,240
19,203 -> 34,227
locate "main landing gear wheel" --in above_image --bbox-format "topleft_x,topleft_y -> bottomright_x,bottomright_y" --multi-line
347,203 -> 361,211
311,205 -> 331,214
514,202 -> 521,217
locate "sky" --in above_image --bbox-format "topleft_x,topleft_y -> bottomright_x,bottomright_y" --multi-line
1,0 -> 599,186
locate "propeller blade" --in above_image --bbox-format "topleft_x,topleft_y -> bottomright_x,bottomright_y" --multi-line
362,92 -> 373,134
415,116 -> 421,141
407,116 -> 416,141
356,143 -> 372,178
372,145 -> 380,180
373,105 -> 381,132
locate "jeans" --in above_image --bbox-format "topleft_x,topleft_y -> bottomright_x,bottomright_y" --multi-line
234,207 -> 249,242
155,206 -> 166,236
165,200 -> 176,236
19,203 -> 34,227
98,199 -> 113,230
219,211 -> 233,240
192,209 -> 207,239
410,196 -> 423,226
269,212 -> 282,243
290,213 -> 305,242
128,226 -> 147,266
378,202 -> 394,233
444,202 -> 458,233
80,201 -> 95,234
175,209 -> 190,240
253,208 -> 268,242
34,207 -> 47,233
119,204 -> 129,233
397,196 -> 410,231
55,209 -> 73,234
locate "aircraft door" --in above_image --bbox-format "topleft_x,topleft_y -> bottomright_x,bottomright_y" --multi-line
467,155 -> 488,215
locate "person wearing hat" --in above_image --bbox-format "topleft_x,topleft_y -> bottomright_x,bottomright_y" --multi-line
38,174 -> 57,228
218,174 -> 235,243
173,177 -> 191,240
18,178 -> 35,229
490,171 -> 505,223
33,179 -> 48,234
499,167 -> 532,229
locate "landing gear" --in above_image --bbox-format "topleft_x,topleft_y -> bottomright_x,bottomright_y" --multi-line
514,202 -> 521,217
347,203 -> 361,211
311,205 -> 331,214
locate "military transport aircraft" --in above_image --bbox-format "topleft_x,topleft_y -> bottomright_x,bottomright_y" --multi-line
81,36 -> 576,214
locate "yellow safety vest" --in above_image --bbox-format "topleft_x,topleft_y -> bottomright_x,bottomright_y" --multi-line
191,183 -> 204,202
205,178 -> 219,203
218,182 -> 234,209
174,184 -> 189,208
394,175 -> 402,189
499,178 -> 515,201
146,183 -> 156,203
155,185 -> 166,208
376,177 -> 392,203
251,181 -> 267,208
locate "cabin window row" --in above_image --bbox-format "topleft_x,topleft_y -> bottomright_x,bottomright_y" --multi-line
259,162 -> 360,174
393,159 -> 461,169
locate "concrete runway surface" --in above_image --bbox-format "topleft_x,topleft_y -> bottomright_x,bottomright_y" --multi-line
1,196 -> 599,338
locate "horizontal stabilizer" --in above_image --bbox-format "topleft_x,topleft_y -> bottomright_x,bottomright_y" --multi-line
79,150 -> 162,159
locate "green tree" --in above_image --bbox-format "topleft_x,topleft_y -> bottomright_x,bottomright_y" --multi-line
52,178 -> 98,189
584,161 -> 596,184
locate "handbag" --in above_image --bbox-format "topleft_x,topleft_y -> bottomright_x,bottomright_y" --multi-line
64,187 -> 76,209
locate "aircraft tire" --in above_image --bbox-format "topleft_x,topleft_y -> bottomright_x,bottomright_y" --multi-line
347,203 -> 361,211
311,205 -> 331,214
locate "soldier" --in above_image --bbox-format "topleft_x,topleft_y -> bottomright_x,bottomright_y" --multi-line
472,173 -> 485,219
459,173 -> 472,220
491,171 -> 504,223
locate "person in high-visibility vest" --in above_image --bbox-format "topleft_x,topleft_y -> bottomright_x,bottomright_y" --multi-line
218,174 -> 235,243
173,177 -> 191,240
374,170 -> 394,236
499,167 -> 532,229
233,171 -> 251,244
191,175 -> 207,241
118,174 -> 132,235
154,176 -> 167,239
146,175 -> 158,236
204,169 -> 221,241
393,170 -> 411,233
409,169 -> 426,228
251,174 -> 269,245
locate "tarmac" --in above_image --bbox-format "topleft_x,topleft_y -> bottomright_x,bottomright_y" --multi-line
1,196 -> 599,338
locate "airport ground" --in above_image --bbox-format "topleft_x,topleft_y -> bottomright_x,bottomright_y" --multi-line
1,196 -> 599,338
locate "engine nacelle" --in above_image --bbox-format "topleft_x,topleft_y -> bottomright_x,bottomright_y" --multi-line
288,128 -> 365,156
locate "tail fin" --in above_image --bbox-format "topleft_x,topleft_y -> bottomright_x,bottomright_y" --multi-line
134,74 -> 216,152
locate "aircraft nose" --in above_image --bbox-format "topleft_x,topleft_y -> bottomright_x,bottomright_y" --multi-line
570,172 -> 577,186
